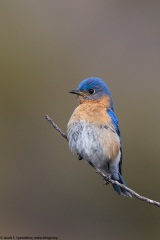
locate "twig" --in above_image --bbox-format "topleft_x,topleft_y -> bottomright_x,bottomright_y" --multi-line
45,115 -> 160,208
45,115 -> 67,140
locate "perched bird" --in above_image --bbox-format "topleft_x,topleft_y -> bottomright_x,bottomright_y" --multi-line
67,77 -> 131,197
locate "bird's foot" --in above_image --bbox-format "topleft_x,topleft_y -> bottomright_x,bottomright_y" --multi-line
103,171 -> 111,185
78,154 -> 83,160
95,168 -> 111,185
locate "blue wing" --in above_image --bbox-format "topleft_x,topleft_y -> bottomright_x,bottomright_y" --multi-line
107,109 -> 122,174
106,109 -> 131,197
107,109 -> 121,139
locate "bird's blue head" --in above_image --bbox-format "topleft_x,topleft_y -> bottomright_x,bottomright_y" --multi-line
69,77 -> 114,109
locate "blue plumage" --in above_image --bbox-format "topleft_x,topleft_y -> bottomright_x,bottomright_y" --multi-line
78,77 -> 114,110
107,109 -> 120,138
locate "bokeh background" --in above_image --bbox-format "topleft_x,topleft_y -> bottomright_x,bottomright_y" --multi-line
0,0 -> 160,239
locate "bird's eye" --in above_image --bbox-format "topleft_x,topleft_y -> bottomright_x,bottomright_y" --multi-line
88,89 -> 95,94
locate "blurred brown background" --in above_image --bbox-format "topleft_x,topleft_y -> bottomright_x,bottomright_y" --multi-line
0,0 -> 160,239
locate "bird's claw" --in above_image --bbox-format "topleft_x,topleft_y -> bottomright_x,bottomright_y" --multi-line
103,172 -> 111,185
78,155 -> 83,160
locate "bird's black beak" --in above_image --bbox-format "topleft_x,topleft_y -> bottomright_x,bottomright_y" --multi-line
69,90 -> 84,96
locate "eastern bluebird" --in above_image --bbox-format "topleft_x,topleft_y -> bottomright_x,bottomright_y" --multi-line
67,77 -> 131,197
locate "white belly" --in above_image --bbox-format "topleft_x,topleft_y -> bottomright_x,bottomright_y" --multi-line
67,121 -> 120,169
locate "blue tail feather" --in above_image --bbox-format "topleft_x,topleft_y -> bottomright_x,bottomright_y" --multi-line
112,174 -> 132,197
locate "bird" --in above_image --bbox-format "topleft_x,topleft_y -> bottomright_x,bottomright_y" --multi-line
67,77 -> 131,197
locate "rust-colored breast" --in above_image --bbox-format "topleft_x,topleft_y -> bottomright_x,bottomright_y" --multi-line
69,96 -> 111,125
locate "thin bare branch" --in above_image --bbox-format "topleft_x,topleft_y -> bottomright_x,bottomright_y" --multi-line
45,115 -> 67,140
45,115 -> 160,208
